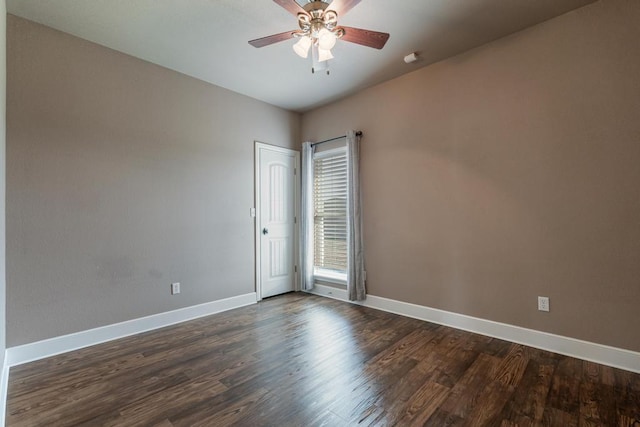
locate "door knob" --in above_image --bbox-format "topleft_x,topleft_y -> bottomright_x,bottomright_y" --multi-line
262,228 -> 269,235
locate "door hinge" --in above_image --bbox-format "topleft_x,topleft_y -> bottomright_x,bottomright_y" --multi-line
294,216 -> 297,224
294,265 -> 298,273
294,168 -> 297,175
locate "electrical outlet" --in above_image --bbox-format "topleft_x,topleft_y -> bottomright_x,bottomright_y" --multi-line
171,282 -> 181,295
538,296 -> 550,312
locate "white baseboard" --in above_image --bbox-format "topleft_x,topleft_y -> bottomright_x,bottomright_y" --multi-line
6,292 -> 257,367
308,284 -> 640,374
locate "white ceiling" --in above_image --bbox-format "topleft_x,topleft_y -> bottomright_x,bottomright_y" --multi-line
7,0 -> 596,112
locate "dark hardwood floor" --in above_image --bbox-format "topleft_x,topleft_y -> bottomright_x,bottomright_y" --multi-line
6,293 -> 640,426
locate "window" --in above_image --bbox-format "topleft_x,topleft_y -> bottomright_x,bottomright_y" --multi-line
313,147 -> 347,283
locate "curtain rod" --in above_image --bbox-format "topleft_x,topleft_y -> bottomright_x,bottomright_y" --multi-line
311,131 -> 362,147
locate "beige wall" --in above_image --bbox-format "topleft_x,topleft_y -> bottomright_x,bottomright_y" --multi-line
6,15 -> 300,346
302,0 -> 640,352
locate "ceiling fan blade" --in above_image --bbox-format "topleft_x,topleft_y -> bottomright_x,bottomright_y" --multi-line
249,30 -> 298,48
340,26 -> 390,49
327,0 -> 362,16
273,0 -> 308,16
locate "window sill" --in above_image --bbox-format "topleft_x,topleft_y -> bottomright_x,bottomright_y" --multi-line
314,269 -> 347,287
315,278 -> 347,288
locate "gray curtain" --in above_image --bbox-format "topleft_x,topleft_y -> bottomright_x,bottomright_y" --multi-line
300,142 -> 315,291
346,131 -> 366,301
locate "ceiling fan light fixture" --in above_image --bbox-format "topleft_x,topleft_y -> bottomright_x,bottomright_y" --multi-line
317,47 -> 334,62
318,28 -> 337,50
293,36 -> 312,58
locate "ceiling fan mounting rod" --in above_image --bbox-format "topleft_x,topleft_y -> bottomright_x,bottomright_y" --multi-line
302,1 -> 329,14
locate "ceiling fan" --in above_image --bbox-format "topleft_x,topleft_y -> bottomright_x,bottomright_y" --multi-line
249,0 -> 390,70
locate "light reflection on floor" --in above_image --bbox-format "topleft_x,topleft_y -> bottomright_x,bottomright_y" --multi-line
243,295 -> 384,421
301,305 -> 380,415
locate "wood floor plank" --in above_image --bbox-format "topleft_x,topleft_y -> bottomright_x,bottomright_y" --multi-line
308,410 -> 350,427
424,407 -> 464,426
547,356 -> 582,414
493,344 -> 530,387
464,378 -> 513,426
438,353 -> 503,419
497,360 -> 556,423
396,380 -> 450,426
541,407 -> 579,427
6,293 -> 640,426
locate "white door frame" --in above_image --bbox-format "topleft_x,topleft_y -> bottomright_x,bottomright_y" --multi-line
254,142 -> 301,301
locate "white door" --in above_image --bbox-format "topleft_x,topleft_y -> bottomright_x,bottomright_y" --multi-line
256,144 -> 298,299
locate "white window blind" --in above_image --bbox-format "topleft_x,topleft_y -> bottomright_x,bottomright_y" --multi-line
313,148 -> 348,278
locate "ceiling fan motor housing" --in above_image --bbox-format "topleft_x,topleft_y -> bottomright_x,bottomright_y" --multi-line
302,1 -> 330,14
298,1 -> 342,39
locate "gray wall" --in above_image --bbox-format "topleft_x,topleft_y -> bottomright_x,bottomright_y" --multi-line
6,0 -> 640,354
1,0 -> 6,367
7,15 -> 300,346
302,0 -> 640,352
